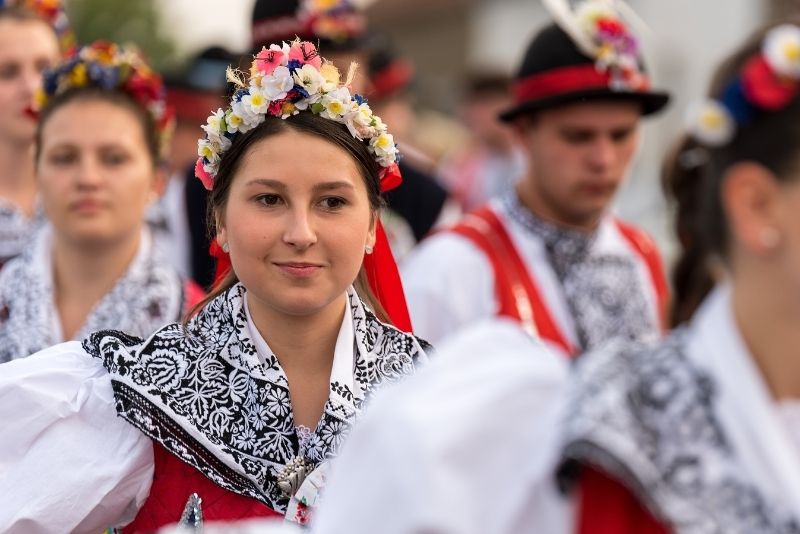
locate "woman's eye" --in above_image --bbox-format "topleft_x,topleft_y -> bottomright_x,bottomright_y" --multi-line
47,152 -> 76,165
0,64 -> 19,80
320,197 -> 347,210
256,194 -> 282,207
102,152 -> 129,165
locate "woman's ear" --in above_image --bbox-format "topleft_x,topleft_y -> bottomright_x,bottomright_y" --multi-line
366,210 -> 378,252
722,161 -> 783,256
149,166 -> 168,204
215,209 -> 227,248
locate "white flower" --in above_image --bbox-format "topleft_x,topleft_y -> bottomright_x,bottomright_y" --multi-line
293,63 -> 326,96
241,87 -> 270,115
260,65 -> 294,100
763,24 -> 800,79
198,138 -> 221,164
686,99 -> 735,147
232,98 -> 263,130
344,102 -> 376,139
320,86 -> 351,119
224,109 -> 246,134
369,132 -> 398,166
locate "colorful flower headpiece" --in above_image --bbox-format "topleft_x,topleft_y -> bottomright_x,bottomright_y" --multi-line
544,0 -> 648,91
688,24 -> 800,147
35,41 -> 175,160
299,0 -> 366,43
1,0 -> 75,52
195,39 -> 401,192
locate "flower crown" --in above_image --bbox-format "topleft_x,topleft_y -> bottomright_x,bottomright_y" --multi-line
299,0 -> 366,42
195,39 -> 401,192
1,0 -> 75,51
544,0 -> 647,91
35,41 -> 175,159
688,24 -> 800,147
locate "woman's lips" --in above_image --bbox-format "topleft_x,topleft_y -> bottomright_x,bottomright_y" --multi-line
69,198 -> 106,214
274,262 -> 323,278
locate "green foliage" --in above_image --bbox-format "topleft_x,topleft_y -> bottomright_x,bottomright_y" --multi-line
65,0 -> 179,72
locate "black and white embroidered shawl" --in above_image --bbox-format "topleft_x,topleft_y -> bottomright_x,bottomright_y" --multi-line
557,333 -> 800,533
83,284 -> 428,513
0,198 -> 44,267
0,227 -> 185,363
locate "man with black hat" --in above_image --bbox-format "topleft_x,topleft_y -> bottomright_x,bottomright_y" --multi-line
402,0 -> 670,355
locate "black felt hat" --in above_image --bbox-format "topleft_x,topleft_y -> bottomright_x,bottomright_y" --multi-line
498,24 -> 670,122
251,0 -> 366,54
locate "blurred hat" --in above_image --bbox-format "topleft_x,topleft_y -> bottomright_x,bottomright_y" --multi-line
499,0 -> 669,122
367,39 -> 414,101
165,47 -> 239,123
251,0 -> 368,53
1,0 -> 75,52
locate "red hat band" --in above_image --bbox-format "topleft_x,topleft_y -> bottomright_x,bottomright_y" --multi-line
512,64 -> 651,104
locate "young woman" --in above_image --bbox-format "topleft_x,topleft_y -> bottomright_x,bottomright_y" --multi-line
0,39 -> 428,532
556,21 -> 800,532
0,3 -> 61,267
0,42 -> 204,363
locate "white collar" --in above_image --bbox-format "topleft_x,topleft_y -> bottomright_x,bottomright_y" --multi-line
689,284 -> 800,515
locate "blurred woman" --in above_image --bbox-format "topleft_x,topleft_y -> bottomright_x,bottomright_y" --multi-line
0,2 -> 60,266
0,42 -> 203,363
558,21 -> 800,533
0,39 -> 427,533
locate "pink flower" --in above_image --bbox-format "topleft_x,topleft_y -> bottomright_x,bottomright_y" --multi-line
255,46 -> 285,76
195,158 -> 214,191
289,41 -> 322,69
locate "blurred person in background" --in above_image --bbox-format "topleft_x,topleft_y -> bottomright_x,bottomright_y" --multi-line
439,73 -> 527,211
314,18 -> 800,534
402,0 -> 670,351
0,0 -> 64,268
367,37 -> 460,258
0,40 -> 427,532
0,42 -> 203,364
153,45 -> 240,288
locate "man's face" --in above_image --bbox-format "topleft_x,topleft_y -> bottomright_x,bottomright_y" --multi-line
518,100 -> 642,228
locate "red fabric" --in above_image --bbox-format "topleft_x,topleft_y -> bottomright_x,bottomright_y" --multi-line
370,60 -> 414,100
209,241 -> 232,287
512,64 -> 651,103
577,466 -> 670,534
167,88 -> 227,123
450,207 -> 575,356
183,280 -> 206,313
362,220 -> 413,332
124,443 -> 281,533
614,221 -> 670,330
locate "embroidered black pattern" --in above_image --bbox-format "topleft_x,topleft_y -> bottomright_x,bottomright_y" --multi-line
0,229 -> 185,363
83,284 -> 427,512
502,191 -> 658,351
558,333 -> 800,533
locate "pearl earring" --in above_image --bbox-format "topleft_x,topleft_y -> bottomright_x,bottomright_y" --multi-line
365,245 -> 374,255
222,242 -> 230,253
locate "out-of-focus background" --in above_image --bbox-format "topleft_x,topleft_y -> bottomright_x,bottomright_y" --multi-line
63,0 -> 800,261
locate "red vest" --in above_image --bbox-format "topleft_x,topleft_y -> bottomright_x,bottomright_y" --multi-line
124,443 -> 282,533
450,206 -> 669,356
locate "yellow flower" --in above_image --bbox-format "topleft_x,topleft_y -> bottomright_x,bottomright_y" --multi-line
320,63 -> 340,85
313,0 -> 339,10
281,102 -> 297,116
327,100 -> 346,115
68,63 -> 88,86
783,40 -> 800,63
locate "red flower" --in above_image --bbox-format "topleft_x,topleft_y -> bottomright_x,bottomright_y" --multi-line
597,17 -> 626,37
379,163 -> 402,193
742,55 -> 798,111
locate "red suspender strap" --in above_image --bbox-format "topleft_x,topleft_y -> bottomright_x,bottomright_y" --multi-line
614,221 -> 670,330
450,206 -> 574,356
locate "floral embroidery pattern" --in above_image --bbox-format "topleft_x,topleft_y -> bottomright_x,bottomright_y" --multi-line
83,284 -> 427,512
559,333 -> 800,533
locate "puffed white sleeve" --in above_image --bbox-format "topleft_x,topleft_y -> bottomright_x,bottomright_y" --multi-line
400,232 -> 497,345
312,320 -> 573,534
0,341 -> 154,534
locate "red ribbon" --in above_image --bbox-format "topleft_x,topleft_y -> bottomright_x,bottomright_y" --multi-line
512,64 -> 650,103
362,220 -> 413,332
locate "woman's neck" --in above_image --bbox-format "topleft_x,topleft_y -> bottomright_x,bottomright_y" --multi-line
0,141 -> 37,216
247,292 -> 346,375
51,229 -> 143,340
733,272 -> 800,400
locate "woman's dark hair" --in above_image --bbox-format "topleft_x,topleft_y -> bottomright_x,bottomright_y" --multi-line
188,112 -> 390,323
663,21 -> 800,325
34,87 -> 162,167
